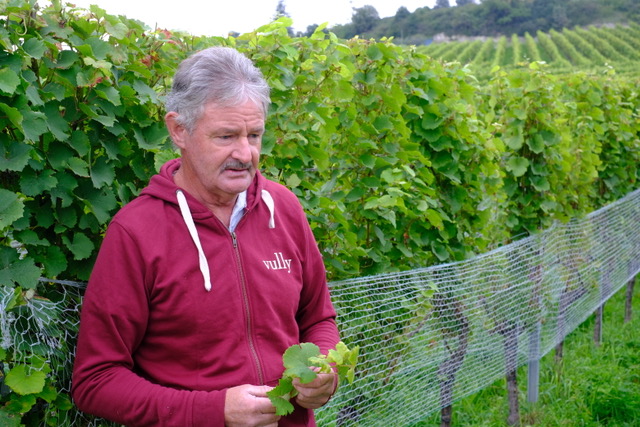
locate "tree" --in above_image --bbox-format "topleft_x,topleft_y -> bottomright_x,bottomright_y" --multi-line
531,0 -> 554,31
351,5 -> 380,34
434,0 -> 451,9
273,0 -> 290,19
456,0 -> 475,6
272,0 -> 294,36
551,4 -> 569,30
395,6 -> 411,20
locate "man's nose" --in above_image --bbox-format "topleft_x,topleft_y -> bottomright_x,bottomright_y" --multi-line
233,136 -> 253,163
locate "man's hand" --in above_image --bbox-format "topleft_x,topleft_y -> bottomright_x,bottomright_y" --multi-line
293,371 -> 337,409
225,384 -> 280,427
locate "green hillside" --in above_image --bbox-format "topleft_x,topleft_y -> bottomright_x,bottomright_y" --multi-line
418,23 -> 640,79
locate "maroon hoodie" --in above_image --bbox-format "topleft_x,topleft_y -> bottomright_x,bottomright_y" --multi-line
72,158 -> 339,426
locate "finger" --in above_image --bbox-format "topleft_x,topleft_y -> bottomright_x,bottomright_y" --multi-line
249,385 -> 274,398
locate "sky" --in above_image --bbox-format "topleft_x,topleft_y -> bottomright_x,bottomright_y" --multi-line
64,0 -> 438,37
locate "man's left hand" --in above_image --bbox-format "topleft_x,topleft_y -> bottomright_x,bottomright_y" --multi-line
292,372 -> 337,409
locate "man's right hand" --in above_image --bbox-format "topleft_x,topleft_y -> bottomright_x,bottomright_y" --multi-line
224,384 -> 280,427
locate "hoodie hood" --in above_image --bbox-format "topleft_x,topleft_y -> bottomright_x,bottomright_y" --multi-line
142,158 -> 276,291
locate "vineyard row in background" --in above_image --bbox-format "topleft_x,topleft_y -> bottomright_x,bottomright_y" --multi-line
0,1 -> 639,425
420,22 -> 640,79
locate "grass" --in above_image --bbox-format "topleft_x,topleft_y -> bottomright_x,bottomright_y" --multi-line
412,280 -> 640,426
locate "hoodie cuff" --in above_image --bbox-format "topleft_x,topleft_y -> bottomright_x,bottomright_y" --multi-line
192,389 -> 227,427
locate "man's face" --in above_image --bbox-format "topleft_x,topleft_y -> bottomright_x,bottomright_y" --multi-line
176,100 -> 265,202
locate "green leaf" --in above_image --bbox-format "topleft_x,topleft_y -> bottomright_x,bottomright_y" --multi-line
425,208 -> 444,230
0,102 -> 23,127
21,110 -> 49,142
69,130 -> 91,156
91,156 -> 115,188
0,408 -> 23,427
0,68 -> 20,94
0,189 -> 24,229
527,134 -> 545,154
43,102 -> 71,140
504,133 -> 524,150
37,383 -> 59,403
53,50 -> 79,69
62,232 -> 94,260
84,187 -> 118,223
421,112 -> 443,130
133,123 -> 168,149
3,393 -> 38,419
359,153 -> 376,169
269,393 -> 295,416
48,141 -> 74,170
5,365 -> 46,395
0,139 -> 31,172
20,169 -> 58,196
266,377 -> 296,416
531,175 -> 550,191
334,79 -> 354,101
0,247 -> 40,289
283,343 -> 320,384
67,157 -> 90,177
132,80 -> 159,103
345,187 -> 366,202
84,37 -> 112,60
364,194 -> 397,210
105,21 -> 128,39
373,115 -> 393,132
366,44 -> 383,61
506,156 -> 530,177
285,173 -> 301,188
25,85 -> 44,106
40,245 -> 67,278
22,38 -> 46,59
96,85 -> 122,106
307,145 -> 329,170
92,112 -> 116,127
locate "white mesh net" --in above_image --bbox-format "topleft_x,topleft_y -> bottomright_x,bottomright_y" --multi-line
317,188 -> 640,426
2,188 -> 638,426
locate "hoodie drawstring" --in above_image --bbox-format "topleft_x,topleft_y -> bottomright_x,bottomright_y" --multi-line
261,189 -> 276,229
176,190 -> 212,292
175,188 -> 276,292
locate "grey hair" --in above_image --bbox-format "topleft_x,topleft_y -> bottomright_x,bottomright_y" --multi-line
165,47 -> 271,133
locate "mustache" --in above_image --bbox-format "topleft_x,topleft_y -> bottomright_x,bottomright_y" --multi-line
223,161 -> 252,170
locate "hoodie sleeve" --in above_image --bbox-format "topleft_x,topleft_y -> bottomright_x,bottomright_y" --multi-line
71,221 -> 226,427
294,204 -> 340,355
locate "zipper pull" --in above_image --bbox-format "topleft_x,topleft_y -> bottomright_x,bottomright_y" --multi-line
231,231 -> 238,249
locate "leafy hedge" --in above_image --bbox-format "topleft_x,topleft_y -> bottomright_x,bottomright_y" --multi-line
0,0 -> 639,424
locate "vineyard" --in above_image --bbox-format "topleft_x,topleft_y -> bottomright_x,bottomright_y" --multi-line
420,23 -> 640,79
1,1 -> 639,425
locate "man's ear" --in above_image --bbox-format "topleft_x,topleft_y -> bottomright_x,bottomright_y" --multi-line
165,112 -> 188,149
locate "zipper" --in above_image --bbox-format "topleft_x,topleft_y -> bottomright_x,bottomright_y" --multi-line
231,230 -> 265,385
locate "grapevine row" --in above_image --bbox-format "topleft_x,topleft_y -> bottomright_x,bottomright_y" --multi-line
421,24 -> 640,78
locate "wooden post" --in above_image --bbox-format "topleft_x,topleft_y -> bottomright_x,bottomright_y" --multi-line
625,276 -> 635,324
527,323 -> 541,403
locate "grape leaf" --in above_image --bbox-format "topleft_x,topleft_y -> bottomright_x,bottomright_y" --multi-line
268,341 -> 359,416
283,343 -> 320,384
5,365 -> 46,395
267,377 -> 296,416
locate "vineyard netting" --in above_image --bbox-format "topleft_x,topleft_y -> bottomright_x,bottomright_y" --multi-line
3,188 -> 639,426
317,187 -> 640,426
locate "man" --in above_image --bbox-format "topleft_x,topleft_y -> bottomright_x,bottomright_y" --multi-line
72,46 -> 340,426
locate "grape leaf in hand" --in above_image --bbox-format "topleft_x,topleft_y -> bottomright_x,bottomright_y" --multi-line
283,343 -> 321,383
269,377 -> 296,416
268,341 -> 358,416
